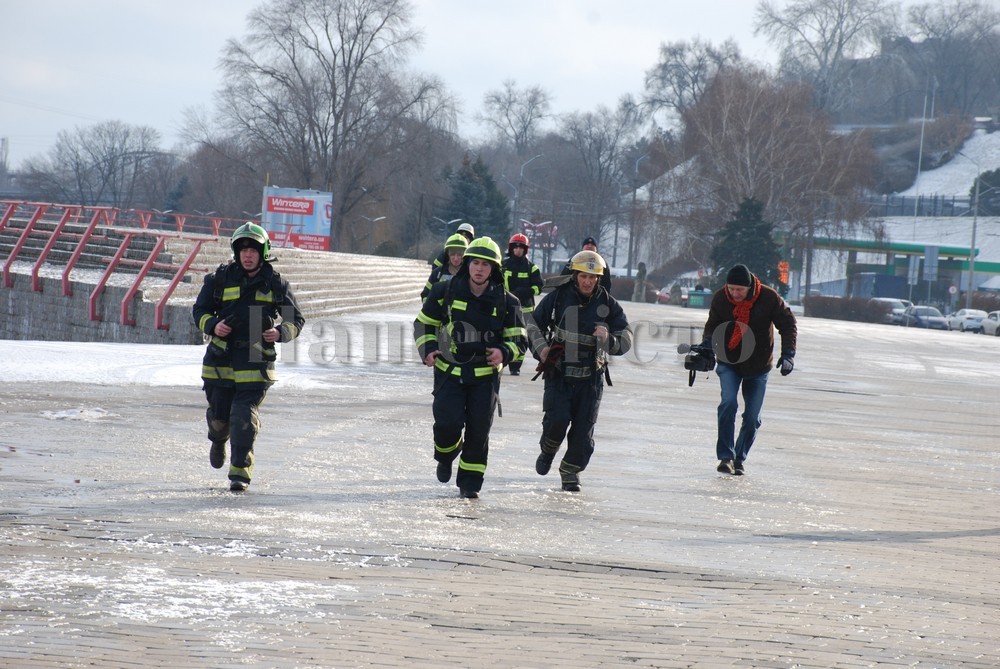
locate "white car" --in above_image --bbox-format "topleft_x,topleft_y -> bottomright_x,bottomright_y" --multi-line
869,297 -> 908,325
980,311 -> 1000,336
946,308 -> 988,332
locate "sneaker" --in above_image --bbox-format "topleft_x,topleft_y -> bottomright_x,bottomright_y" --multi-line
716,460 -> 736,475
436,459 -> 452,483
734,460 -> 745,475
535,451 -> 555,476
229,480 -> 249,492
209,441 -> 226,469
459,488 -> 478,499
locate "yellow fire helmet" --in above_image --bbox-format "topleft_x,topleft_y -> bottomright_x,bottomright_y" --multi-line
569,250 -> 606,275
444,233 -> 468,252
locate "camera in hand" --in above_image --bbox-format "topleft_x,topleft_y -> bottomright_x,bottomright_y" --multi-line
684,344 -> 716,373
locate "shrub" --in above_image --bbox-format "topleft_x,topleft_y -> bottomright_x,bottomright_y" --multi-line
803,296 -> 887,322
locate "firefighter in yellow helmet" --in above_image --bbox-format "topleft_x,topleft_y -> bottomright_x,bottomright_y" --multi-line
525,249 -> 632,492
413,236 -> 527,498
501,232 -> 543,375
421,233 -> 467,299
192,222 -> 305,492
560,235 -> 612,293
429,221 -> 475,269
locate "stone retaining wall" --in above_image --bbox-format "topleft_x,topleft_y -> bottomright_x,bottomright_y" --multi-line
0,272 -> 201,344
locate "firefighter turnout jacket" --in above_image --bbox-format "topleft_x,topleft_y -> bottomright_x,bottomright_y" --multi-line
527,280 -> 632,381
501,255 -> 544,313
193,261 -> 305,387
414,276 -> 527,383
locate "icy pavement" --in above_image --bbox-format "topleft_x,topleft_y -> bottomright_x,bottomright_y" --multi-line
1,302 -> 998,667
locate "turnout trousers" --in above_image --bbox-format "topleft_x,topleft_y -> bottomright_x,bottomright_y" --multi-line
540,374 -> 604,477
432,374 -> 498,493
204,383 -> 269,484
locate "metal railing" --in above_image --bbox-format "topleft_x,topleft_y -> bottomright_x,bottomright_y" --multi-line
0,200 -> 244,331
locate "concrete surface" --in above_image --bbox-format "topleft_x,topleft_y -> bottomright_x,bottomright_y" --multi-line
1,301 -> 998,668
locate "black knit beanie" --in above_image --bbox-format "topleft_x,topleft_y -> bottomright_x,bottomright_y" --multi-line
725,264 -> 753,286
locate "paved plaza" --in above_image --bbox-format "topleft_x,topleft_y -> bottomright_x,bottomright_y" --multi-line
1,301 -> 998,668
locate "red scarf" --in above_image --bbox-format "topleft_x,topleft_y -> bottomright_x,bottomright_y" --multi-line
725,274 -> 761,350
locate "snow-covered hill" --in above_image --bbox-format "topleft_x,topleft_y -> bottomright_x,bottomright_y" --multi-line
898,128 -> 1000,197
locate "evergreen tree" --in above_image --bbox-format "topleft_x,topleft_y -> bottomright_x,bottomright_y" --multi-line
971,168 -> 1000,216
437,154 -> 511,242
709,197 -> 786,293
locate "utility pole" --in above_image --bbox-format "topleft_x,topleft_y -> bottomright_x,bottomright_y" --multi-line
627,154 -> 649,278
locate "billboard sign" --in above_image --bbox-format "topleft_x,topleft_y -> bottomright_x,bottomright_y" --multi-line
260,186 -> 332,251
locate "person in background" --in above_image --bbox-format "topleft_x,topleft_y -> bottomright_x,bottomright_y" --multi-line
527,250 -> 632,492
561,235 -> 612,293
700,263 -> 797,476
413,237 -> 526,499
192,223 -> 305,492
430,222 -> 475,269
501,233 -> 544,375
421,233 -> 467,299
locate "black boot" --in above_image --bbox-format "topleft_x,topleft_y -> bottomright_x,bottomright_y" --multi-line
535,451 -> 555,475
436,459 -> 453,483
559,463 -> 581,492
209,441 -> 226,469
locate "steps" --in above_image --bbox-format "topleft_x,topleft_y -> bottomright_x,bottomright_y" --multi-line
0,217 -> 178,280
159,238 -> 432,320
2,209 -> 434,324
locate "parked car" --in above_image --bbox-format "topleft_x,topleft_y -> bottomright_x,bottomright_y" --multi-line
655,287 -> 672,304
980,311 -> 1000,336
901,305 -> 949,330
869,297 -> 908,325
946,308 -> 987,332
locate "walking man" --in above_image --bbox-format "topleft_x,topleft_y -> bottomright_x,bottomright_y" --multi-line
414,237 -> 526,498
700,264 -> 797,475
192,223 -> 305,492
527,250 -> 632,492
501,232 -> 544,375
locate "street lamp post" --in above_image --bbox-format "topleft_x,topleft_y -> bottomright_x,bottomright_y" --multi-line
957,151 -> 981,310
360,215 -> 386,255
627,154 -> 649,278
432,217 -> 463,236
513,154 -> 543,231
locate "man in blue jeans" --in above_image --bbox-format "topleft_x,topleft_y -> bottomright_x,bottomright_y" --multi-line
700,264 -> 797,475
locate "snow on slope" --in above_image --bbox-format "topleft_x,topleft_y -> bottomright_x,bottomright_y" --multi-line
898,129 -> 1000,197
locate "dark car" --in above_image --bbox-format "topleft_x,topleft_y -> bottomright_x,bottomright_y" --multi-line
901,305 -> 948,330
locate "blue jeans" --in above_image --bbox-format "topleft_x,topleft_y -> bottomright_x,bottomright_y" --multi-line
715,362 -> 769,462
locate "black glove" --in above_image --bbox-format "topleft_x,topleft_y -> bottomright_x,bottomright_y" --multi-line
695,338 -> 715,364
776,349 -> 795,376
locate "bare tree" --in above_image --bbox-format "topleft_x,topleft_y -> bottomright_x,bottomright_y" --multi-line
643,38 -> 743,121
558,98 -> 642,253
755,0 -> 901,113
680,65 -> 875,292
20,121 -> 164,210
477,80 -> 551,155
215,0 -> 455,250
906,0 -> 1000,116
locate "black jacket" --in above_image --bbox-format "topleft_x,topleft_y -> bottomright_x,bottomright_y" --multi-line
501,254 -> 544,310
193,262 -> 305,388
703,279 -> 797,377
414,275 -> 527,384
527,280 -> 632,381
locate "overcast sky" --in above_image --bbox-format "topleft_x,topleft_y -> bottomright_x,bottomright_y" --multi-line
0,0 -> 788,169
